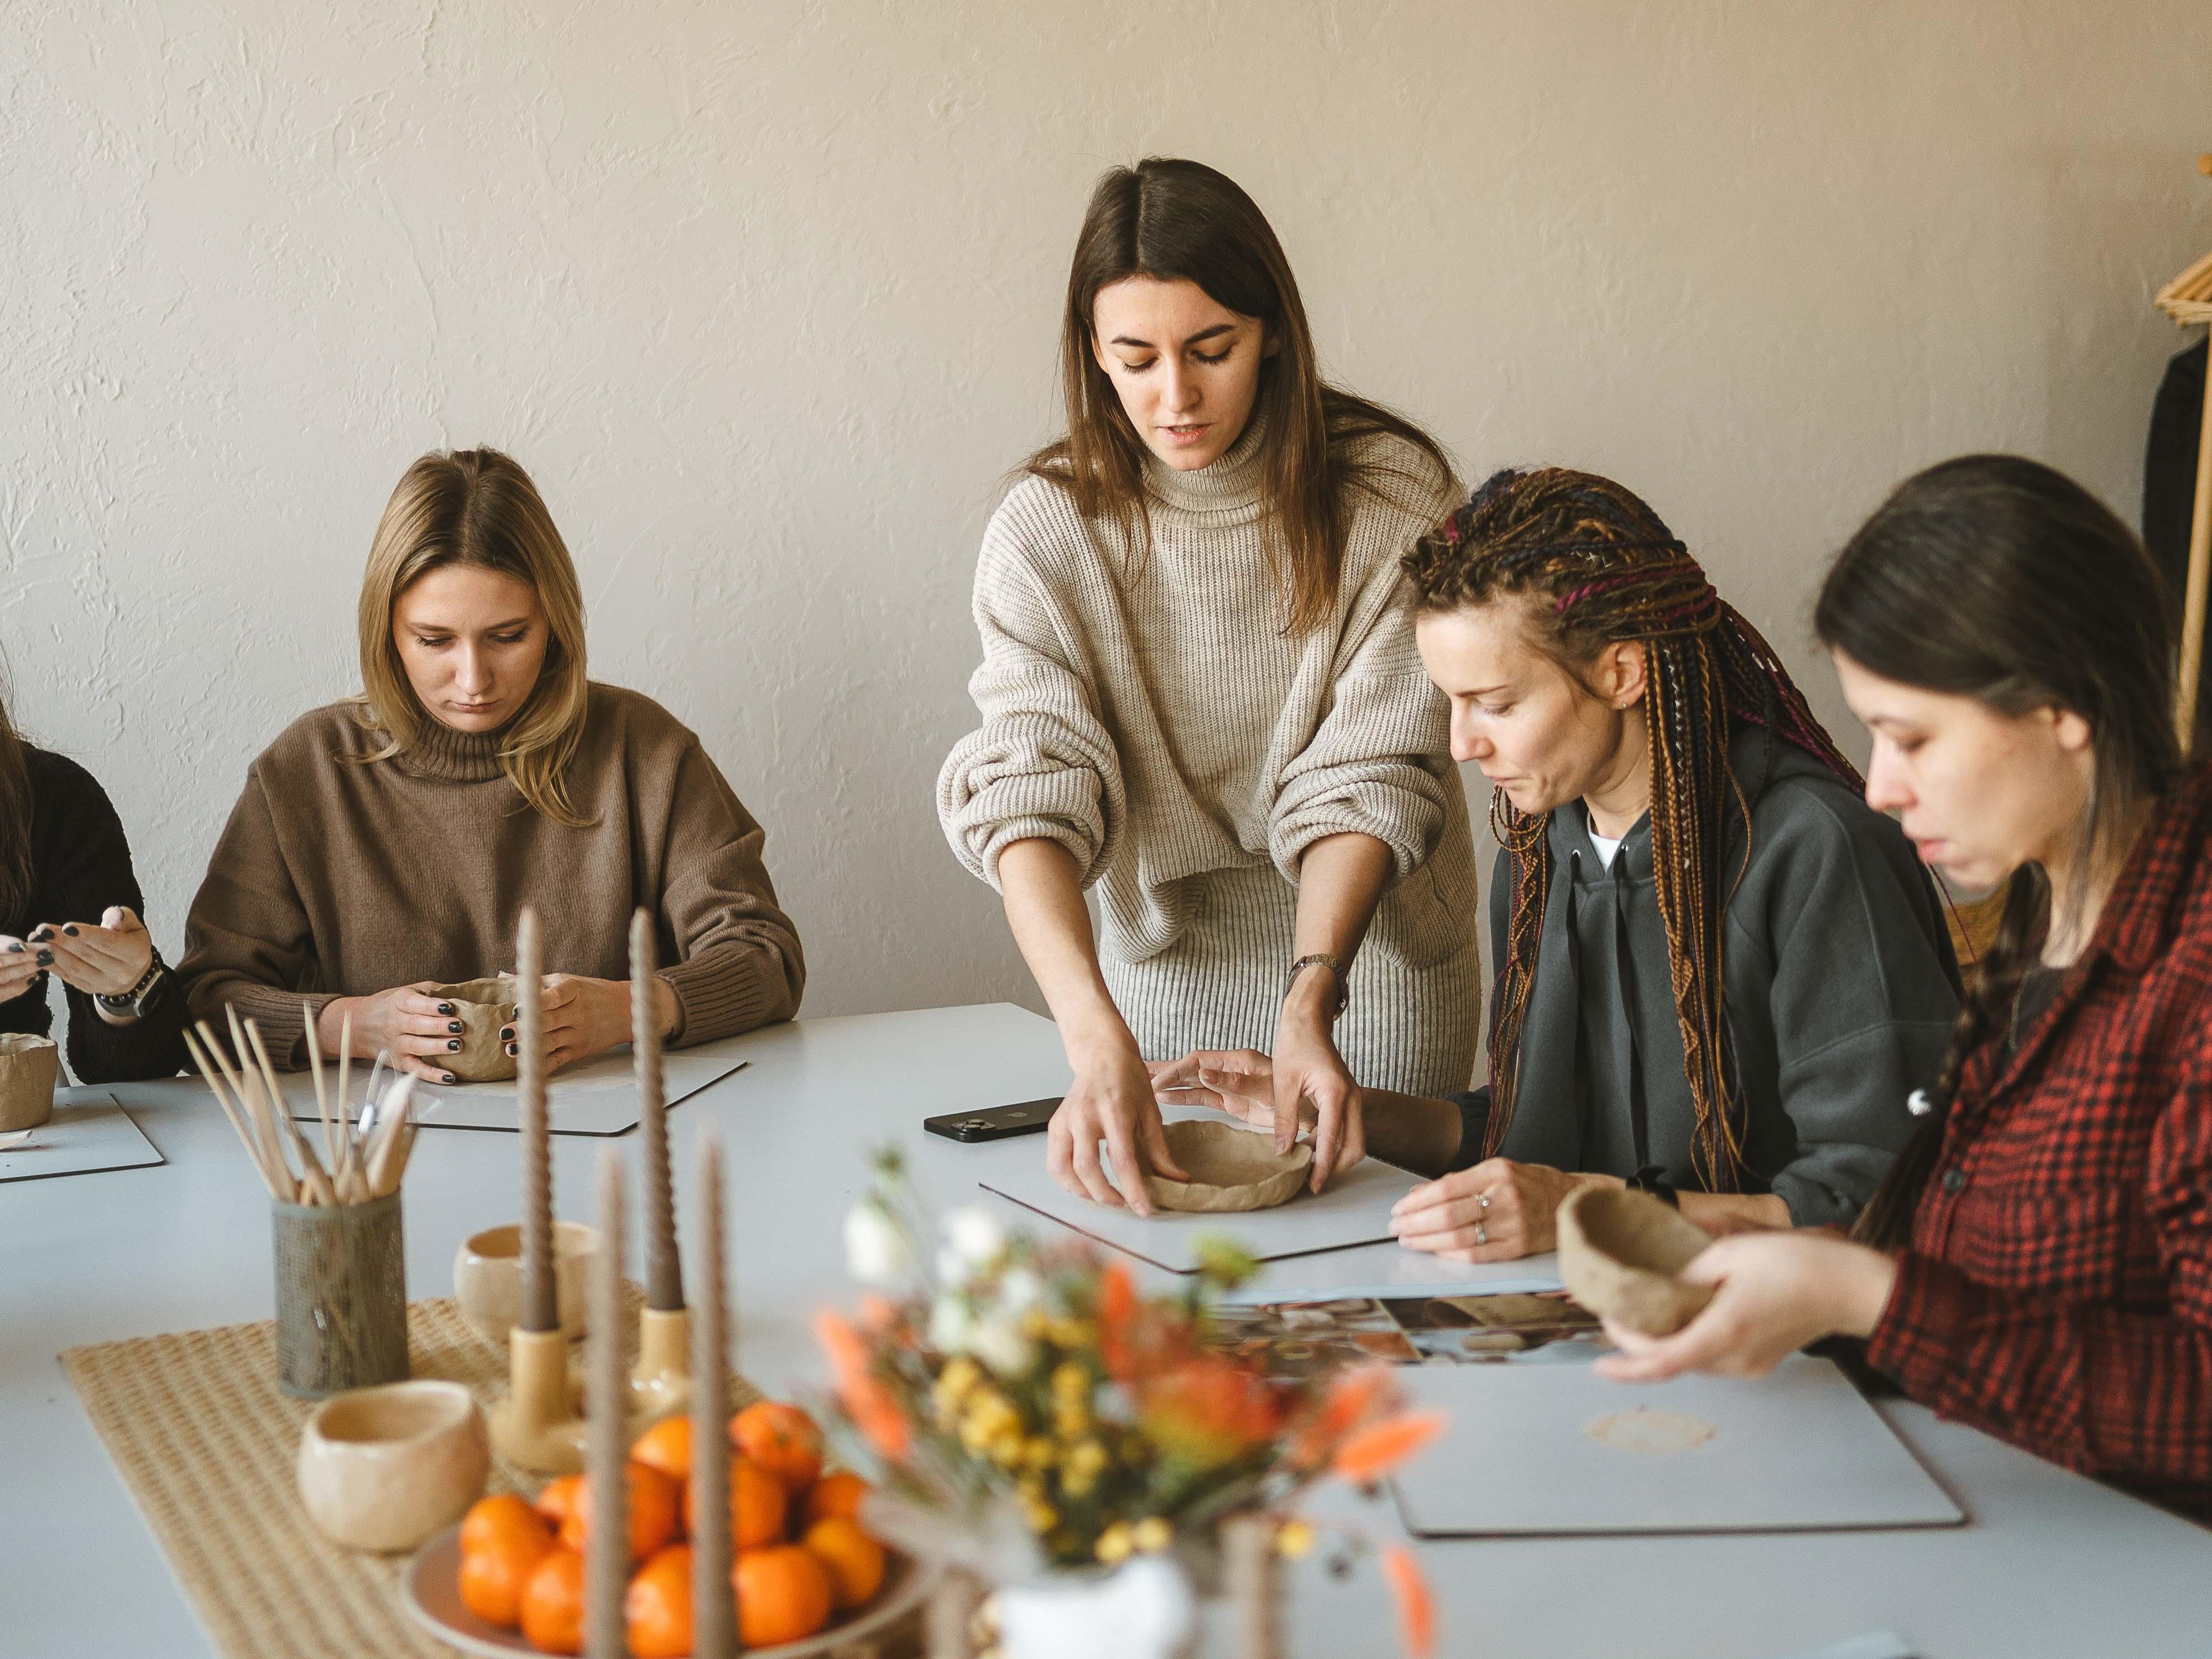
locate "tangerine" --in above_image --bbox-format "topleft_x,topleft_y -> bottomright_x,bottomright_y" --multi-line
683,1453 -> 788,1550
457,1521 -> 555,1629
461,1493 -> 552,1560
625,1542 -> 695,1659
802,1471 -> 871,1527
733,1401 -> 825,1493
802,1515 -> 886,1609
518,1545 -> 587,1655
559,1459 -> 683,1562
734,1542 -> 835,1647
534,1474 -> 583,1529
632,1414 -> 692,1484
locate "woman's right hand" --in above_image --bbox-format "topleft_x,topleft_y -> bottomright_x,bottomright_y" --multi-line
1047,1037 -> 1188,1217
317,984 -> 469,1083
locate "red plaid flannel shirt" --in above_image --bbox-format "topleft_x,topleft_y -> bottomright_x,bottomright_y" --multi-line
1866,763 -> 2212,1520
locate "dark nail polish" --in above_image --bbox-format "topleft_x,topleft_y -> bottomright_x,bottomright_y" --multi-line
438,1003 -> 455,1015
505,1043 -> 518,1056
448,1020 -> 463,1034
499,1027 -> 514,1041
444,1073 -> 457,1084
61,925 -> 78,936
28,928 -> 48,942
5,944 -> 19,954
34,951 -> 52,967
447,1038 -> 461,1051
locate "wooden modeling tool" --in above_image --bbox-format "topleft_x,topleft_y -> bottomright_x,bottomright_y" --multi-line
585,1151 -> 630,1659
628,909 -> 691,1427
690,1130 -> 736,1658
489,907 -> 587,1473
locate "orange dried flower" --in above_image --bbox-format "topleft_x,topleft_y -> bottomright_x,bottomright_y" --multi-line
1382,1543 -> 1436,1658
1332,1410 -> 1447,1486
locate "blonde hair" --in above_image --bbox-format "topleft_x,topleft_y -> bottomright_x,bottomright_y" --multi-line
353,448 -> 593,826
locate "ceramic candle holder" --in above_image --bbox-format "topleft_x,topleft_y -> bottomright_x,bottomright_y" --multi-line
452,1221 -> 602,1346
423,977 -> 519,1082
629,1305 -> 692,1426
1555,1185 -> 1717,1336
488,1326 -> 587,1474
0,1032 -> 59,1132
1140,1119 -> 1313,1213
296,1379 -> 489,1552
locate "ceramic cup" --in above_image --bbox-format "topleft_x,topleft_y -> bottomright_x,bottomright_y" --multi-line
0,1032 -> 59,1132
453,1221 -> 601,1345
296,1379 -> 489,1552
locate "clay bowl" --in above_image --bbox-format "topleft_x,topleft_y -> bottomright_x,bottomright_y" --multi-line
1140,1119 -> 1313,1214
452,1222 -> 601,1344
1555,1185 -> 1715,1337
297,1379 -> 489,1552
424,978 -> 518,1082
0,1032 -> 59,1132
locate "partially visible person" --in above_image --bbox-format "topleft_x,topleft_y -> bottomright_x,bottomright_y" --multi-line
1597,455 -> 2212,1521
1162,467 -> 1960,1253
0,685 -> 188,1082
181,448 -> 803,1080
938,157 -> 1481,1217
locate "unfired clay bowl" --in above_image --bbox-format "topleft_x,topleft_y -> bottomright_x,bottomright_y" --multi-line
1140,1119 -> 1313,1213
297,1379 -> 489,1552
0,1032 -> 59,1132
1555,1185 -> 1716,1337
453,1221 -> 601,1344
424,978 -> 518,1082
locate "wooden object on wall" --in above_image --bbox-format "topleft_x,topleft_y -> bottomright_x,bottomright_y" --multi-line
2154,160 -> 2212,752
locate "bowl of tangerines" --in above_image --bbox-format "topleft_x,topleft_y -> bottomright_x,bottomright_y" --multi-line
403,1397 -> 927,1656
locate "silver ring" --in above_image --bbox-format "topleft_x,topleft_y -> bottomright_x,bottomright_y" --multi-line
1478,1192 -> 1491,1211
1474,1220 -> 1489,1246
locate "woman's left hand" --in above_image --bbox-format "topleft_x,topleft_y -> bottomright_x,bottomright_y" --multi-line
30,906 -> 155,999
1593,1231 -> 1900,1383
1267,1009 -> 1364,1191
1391,1157 -> 1614,1261
503,973 -> 676,1073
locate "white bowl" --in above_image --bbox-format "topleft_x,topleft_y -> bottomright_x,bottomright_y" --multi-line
452,1221 -> 599,1344
297,1380 -> 489,1553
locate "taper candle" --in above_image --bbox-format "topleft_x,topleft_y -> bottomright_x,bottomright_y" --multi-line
631,909 -> 681,1313
517,907 -> 557,1335
690,1131 -> 735,1658
586,1150 -> 630,1659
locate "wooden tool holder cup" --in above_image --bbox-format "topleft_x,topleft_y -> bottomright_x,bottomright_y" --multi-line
273,1187 -> 410,1399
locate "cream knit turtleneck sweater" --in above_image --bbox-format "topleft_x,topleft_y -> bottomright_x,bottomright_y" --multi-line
937,417 -> 1482,1096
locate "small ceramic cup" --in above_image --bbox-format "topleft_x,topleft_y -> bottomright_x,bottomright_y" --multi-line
453,1221 -> 601,1345
0,1032 -> 59,1131
296,1379 -> 489,1552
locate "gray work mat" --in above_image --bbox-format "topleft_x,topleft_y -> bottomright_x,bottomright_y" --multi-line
0,1089 -> 163,1182
1389,1354 -> 1966,1537
274,1046 -> 749,1135
977,1105 -> 1411,1273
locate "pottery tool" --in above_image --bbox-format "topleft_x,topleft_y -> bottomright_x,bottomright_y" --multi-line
690,1129 -> 736,1659
488,906 -> 587,1473
184,1026 -> 285,1200
301,1000 -> 340,1176
244,1020 -> 338,1208
629,907 -> 691,1425
585,1149 -> 629,1659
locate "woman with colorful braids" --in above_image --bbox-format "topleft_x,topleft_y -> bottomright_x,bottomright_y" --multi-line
1162,466 -> 1960,1255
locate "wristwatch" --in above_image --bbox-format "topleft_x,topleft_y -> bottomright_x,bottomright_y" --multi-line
1626,1165 -> 1681,1209
96,946 -> 170,1020
1285,952 -> 1349,1019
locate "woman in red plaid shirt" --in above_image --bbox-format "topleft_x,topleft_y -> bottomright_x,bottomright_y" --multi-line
1599,455 -> 2212,1519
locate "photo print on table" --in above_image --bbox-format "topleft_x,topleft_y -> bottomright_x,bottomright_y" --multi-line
1210,1291 -> 1607,1373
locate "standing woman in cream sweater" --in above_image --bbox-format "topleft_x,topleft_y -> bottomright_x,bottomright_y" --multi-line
181,448 -> 804,1080
938,158 -> 1481,1214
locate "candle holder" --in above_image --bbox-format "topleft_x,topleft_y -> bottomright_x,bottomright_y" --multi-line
627,907 -> 691,1431
488,1326 -> 587,1474
630,1305 -> 692,1425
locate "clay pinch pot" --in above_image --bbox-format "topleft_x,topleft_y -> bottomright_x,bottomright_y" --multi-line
1139,1118 -> 1313,1214
0,1032 -> 59,1132
422,977 -> 518,1083
1555,1185 -> 1717,1337
452,1220 -> 601,1345
296,1379 -> 489,1552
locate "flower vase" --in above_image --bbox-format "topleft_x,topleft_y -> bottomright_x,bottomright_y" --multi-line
988,1554 -> 1199,1659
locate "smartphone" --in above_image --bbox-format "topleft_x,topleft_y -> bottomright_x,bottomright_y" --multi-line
923,1099 -> 1061,1143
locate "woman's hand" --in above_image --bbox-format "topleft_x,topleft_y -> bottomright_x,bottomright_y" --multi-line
1593,1232 -> 1900,1383
24,907 -> 156,1005
1149,1048 -> 1314,1134
320,983 -> 473,1082
1048,1036 -> 1187,1217
533,974 -> 664,1073
1390,1158 -> 1619,1262
1271,990 -> 1364,1192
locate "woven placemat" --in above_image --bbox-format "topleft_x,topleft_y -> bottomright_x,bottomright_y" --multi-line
61,1293 -> 764,1659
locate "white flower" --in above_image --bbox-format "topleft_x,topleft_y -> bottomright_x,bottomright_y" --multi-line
968,1311 -> 1034,1379
943,1206 -> 1009,1271
995,1265 -> 1045,1316
929,1291 -> 973,1354
843,1202 -> 912,1287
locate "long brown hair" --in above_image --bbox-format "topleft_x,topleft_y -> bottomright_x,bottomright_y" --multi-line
353,449 -> 594,826
1816,455 -> 2182,1249
1405,467 -> 1860,1190
1026,157 -> 1451,635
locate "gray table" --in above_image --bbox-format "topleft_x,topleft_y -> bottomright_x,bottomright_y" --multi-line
4,1003 -> 2208,1658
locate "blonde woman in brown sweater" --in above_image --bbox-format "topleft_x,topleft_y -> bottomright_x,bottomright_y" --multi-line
180,449 -> 804,1081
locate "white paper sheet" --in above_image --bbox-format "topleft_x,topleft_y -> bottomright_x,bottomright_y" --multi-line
0,1090 -> 163,1183
1389,1354 -> 1965,1537
273,1046 -> 749,1135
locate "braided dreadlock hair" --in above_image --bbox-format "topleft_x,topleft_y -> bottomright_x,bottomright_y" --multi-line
1402,467 -> 1861,1190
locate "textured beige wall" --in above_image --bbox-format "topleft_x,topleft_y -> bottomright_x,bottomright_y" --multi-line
2,2 -> 2208,1021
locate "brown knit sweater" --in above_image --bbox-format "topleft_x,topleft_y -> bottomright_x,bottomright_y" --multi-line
180,684 -> 804,1065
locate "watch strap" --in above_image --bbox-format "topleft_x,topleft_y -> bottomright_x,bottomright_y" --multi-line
96,946 -> 168,1016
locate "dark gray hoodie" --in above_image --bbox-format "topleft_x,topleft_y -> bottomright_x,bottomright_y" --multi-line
1452,724 -> 1961,1227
